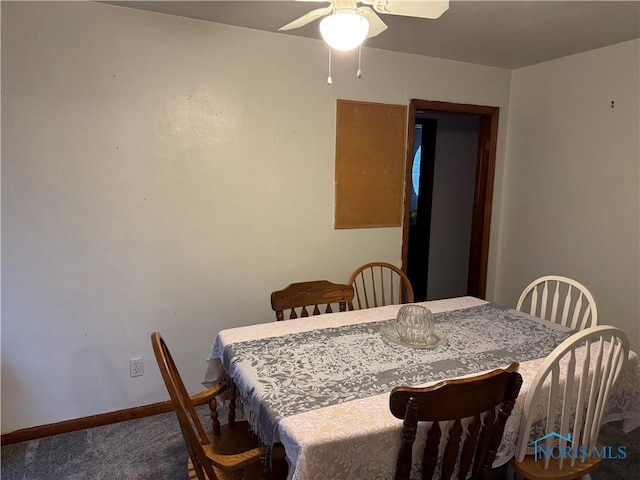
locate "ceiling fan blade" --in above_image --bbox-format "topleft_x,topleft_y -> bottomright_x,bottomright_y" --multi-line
279,6 -> 333,31
358,7 -> 388,38
373,0 -> 449,19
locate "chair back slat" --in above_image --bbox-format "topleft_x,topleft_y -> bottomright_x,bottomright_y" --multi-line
562,288 -> 573,326
530,288 -> 539,316
557,350 -> 576,469
569,290 -> 582,327
540,281 -> 549,319
582,337 -> 605,446
355,272 -> 368,308
370,268 -> 380,307
271,280 -> 354,321
390,363 -> 522,480
578,304 -> 592,331
422,421 -> 441,479
442,419 -> 463,479
551,281 -> 561,321
458,414 -> 481,479
349,262 -> 414,310
517,275 -> 598,330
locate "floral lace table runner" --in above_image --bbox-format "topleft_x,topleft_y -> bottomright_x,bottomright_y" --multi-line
222,302 -> 573,447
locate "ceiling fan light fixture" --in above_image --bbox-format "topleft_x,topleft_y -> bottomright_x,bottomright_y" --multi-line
319,9 -> 369,51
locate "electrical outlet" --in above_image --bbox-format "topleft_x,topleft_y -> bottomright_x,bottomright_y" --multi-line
129,357 -> 143,377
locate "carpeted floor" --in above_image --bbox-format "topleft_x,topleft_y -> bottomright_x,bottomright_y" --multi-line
1,409 -> 189,480
2,412 -> 638,479
590,421 -> 640,480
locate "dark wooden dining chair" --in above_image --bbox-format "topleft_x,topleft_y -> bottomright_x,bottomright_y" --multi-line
270,280 -> 354,321
151,332 -> 288,480
389,362 -> 522,480
348,262 -> 414,309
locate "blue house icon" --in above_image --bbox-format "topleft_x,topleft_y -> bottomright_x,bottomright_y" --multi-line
528,432 -> 574,461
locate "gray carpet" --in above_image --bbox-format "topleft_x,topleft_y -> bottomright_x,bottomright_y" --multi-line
591,422 -> 640,480
1,408 -> 191,480
2,413 -> 639,479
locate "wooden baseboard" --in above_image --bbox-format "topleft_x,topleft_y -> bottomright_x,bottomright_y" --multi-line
1,400 -> 174,446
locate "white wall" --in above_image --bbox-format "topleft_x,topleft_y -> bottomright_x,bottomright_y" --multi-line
495,40 -> 640,352
1,2 -> 512,432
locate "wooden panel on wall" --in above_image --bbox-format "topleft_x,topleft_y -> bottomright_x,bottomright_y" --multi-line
335,99 -> 407,229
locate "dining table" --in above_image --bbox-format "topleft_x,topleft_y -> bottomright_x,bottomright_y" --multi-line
204,296 -> 640,480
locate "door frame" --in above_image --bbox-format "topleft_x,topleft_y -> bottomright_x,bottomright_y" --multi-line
401,99 -> 500,299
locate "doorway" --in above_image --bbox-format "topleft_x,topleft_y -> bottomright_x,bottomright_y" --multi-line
401,100 -> 500,300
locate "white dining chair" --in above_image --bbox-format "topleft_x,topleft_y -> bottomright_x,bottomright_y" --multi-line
516,275 -> 598,330
510,325 -> 629,480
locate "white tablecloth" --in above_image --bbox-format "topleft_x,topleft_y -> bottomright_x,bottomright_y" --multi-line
205,297 -> 640,480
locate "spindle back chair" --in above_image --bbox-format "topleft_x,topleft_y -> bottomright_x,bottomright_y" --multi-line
271,280 -> 354,321
511,326 -> 629,480
389,363 -> 522,480
152,332 -> 271,480
516,275 -> 597,330
348,262 -> 414,310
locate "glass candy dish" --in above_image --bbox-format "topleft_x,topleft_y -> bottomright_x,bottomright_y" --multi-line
381,304 -> 446,348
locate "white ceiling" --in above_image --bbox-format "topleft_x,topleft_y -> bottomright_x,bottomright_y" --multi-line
105,1 -> 640,69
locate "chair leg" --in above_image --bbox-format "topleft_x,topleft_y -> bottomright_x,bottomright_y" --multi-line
208,398 -> 221,436
260,462 -> 271,479
228,392 -> 236,427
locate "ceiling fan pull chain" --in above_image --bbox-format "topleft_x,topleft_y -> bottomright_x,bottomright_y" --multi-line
357,44 -> 363,79
327,47 -> 333,85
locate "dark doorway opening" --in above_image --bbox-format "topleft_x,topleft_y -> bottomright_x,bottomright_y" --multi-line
406,118 -> 437,301
402,100 -> 500,300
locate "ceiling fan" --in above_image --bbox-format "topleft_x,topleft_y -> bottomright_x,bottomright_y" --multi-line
279,0 -> 450,51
